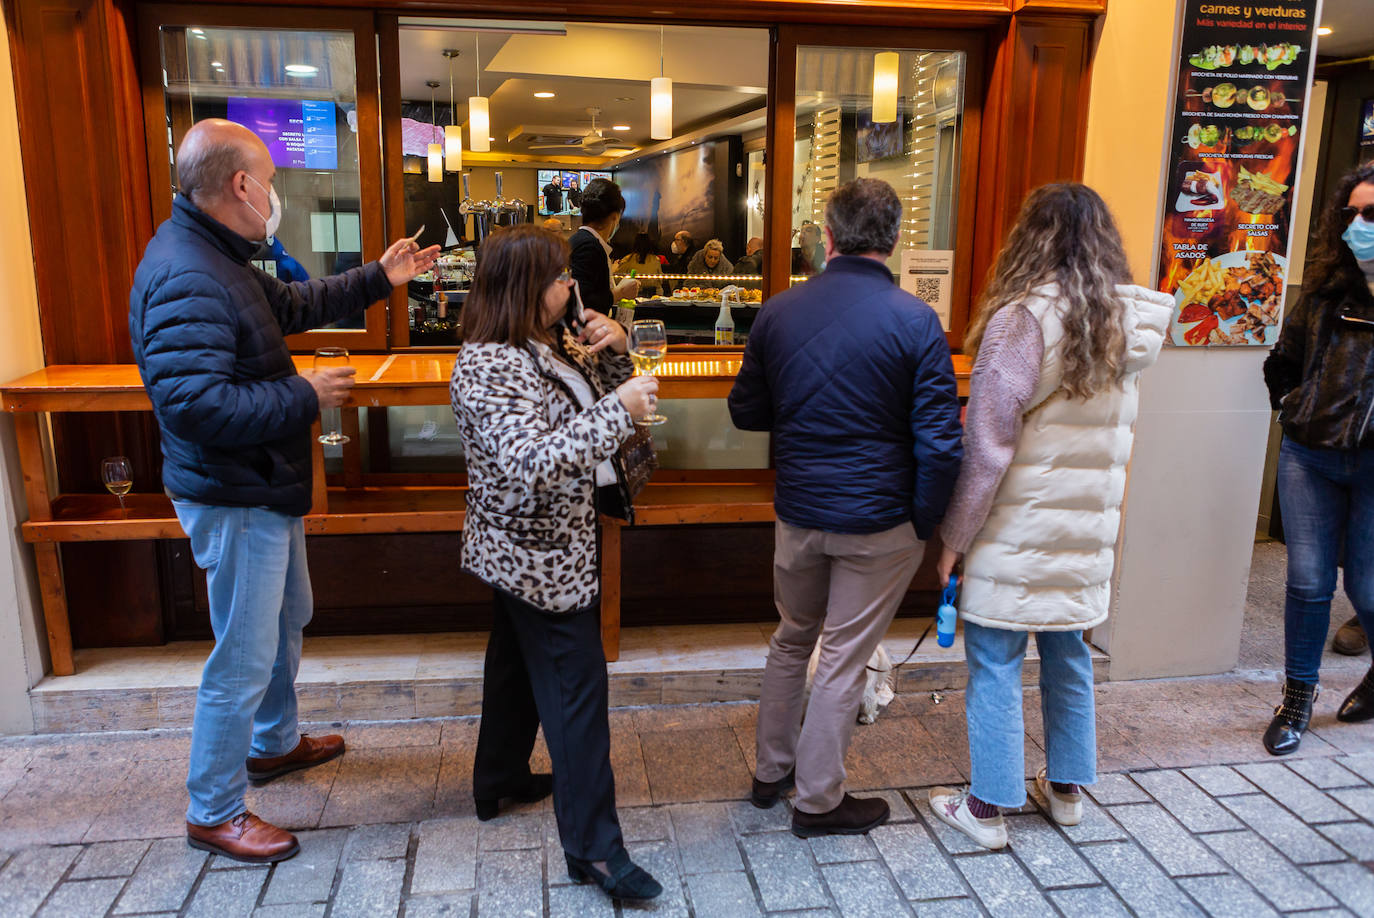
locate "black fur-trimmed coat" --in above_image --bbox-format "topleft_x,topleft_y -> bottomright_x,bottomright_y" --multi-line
451,331 -> 634,612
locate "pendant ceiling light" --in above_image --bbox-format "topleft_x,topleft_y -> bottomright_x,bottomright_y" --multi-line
468,34 -> 490,153
651,26 -> 672,141
426,80 -> 443,183
872,52 -> 899,124
443,51 -> 463,172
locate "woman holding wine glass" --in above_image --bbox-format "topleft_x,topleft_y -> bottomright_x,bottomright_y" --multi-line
450,224 -> 661,903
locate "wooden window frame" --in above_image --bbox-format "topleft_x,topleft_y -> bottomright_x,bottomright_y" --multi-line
136,3 -> 390,351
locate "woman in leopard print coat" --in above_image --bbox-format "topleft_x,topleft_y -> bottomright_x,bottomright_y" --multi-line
449,224 -> 662,902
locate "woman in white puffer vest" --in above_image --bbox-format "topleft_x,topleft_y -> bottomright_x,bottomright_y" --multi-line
927,184 -> 1173,850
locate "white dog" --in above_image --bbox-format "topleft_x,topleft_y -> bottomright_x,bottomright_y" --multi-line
804,640 -> 896,724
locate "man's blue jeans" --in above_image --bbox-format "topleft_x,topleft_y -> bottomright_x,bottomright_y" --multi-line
1277,438 -> 1374,685
173,500 -> 312,827
963,621 -> 1098,808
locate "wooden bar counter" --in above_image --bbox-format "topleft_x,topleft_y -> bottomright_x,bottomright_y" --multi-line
2,352 -> 972,676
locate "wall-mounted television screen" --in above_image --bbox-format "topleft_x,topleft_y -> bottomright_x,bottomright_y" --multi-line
226,97 -> 339,170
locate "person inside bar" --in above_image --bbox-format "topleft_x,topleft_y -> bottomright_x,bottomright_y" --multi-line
734,236 -> 765,287
686,238 -> 734,277
569,178 -> 639,313
615,232 -> 666,297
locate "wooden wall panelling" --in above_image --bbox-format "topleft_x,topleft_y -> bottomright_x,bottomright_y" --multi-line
969,13 -> 1093,308
378,13 -> 409,349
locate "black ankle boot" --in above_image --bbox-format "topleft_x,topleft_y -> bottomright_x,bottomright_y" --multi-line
474,773 -> 554,821
1264,678 -> 1318,756
1338,668 -> 1374,723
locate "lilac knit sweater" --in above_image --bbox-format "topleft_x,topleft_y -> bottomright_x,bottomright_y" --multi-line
939,305 -> 1045,554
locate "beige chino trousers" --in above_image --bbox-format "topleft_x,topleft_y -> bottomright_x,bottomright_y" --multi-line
755,519 -> 923,813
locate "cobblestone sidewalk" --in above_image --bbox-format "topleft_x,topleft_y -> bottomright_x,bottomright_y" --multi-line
5,668 -> 1374,917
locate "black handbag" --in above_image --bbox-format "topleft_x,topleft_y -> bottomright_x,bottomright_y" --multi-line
617,424 -> 658,499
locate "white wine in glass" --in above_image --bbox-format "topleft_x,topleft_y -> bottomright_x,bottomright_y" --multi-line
630,319 -> 668,426
102,456 -> 132,518
313,346 -> 351,445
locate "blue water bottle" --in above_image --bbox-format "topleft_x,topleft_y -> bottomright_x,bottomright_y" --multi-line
937,576 -> 958,648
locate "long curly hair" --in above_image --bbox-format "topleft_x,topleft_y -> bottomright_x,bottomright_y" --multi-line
966,183 -> 1133,400
1302,162 -> 1374,305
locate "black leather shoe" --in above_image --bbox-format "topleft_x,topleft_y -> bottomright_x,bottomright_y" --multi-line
1264,678 -> 1318,756
791,793 -> 890,838
565,848 -> 663,901
1333,616 -> 1368,656
474,773 -> 554,821
751,769 -> 796,809
1338,668 -> 1374,723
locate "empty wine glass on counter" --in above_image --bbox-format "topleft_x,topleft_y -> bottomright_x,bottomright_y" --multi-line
630,319 -> 668,426
313,346 -> 351,445
102,456 -> 132,518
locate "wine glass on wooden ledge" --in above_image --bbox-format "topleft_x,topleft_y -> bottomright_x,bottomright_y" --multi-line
101,456 -> 132,519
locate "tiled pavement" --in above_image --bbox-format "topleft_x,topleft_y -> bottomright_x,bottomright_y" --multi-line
3,542 -> 1374,916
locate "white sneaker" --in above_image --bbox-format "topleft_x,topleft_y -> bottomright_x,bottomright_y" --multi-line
1035,768 -> 1083,826
927,787 -> 1008,850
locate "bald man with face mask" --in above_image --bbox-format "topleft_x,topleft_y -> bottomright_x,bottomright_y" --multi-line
129,119 -> 439,863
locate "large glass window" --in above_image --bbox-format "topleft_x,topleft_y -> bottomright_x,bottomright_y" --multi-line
790,47 -> 967,327
143,9 -> 385,347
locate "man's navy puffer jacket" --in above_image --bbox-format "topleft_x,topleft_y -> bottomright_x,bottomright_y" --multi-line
728,255 -> 963,539
129,195 -> 393,517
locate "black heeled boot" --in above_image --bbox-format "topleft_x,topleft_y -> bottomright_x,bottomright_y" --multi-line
1263,678 -> 1318,756
565,848 -> 663,901
474,773 -> 554,821
1338,668 -> 1374,723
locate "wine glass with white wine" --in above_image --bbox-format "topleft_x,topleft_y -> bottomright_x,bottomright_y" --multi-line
313,346 -> 351,445
102,456 -> 132,519
630,319 -> 668,426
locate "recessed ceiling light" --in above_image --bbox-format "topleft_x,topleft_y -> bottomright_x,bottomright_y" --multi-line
211,60 -> 223,68
1317,26 -> 1332,35
533,91 -> 555,99
190,28 -> 205,35
612,125 -> 631,131
285,64 -> 318,76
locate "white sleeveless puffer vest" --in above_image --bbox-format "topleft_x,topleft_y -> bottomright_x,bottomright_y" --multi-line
959,283 -> 1173,632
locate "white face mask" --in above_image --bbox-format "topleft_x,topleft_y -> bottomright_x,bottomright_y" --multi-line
244,173 -> 282,241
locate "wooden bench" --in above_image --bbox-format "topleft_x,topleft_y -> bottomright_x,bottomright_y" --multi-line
2,353 -> 969,676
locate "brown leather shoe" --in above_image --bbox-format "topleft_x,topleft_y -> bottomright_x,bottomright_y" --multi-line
1334,616 -> 1368,656
187,812 -> 299,864
791,793 -> 890,838
246,734 -> 345,785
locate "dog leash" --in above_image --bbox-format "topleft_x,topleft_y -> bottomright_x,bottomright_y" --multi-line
866,617 -> 936,674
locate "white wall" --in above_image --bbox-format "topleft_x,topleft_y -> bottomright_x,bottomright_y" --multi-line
1085,0 -> 1275,678
0,20 -> 51,732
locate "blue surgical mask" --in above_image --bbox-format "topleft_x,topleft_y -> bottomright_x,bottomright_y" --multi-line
1342,215 -> 1374,264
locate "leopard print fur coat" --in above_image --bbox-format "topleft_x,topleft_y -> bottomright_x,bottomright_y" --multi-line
451,330 -> 635,612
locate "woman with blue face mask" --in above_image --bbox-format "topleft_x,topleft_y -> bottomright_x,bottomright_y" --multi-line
1261,163 -> 1374,755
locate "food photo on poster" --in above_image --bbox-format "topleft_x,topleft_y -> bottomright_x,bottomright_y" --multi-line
1155,0 -> 1320,347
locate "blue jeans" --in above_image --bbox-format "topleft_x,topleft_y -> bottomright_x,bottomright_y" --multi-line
1277,438 -> 1374,685
963,621 -> 1097,808
173,500 -> 313,827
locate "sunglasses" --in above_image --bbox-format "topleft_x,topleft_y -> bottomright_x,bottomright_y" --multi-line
1340,204 -> 1374,225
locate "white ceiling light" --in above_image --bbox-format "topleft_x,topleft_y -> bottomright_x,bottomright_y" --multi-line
1317,26 -> 1332,35
534,91 -> 555,99
612,125 -> 631,131
285,64 -> 318,77
872,52 -> 899,124
442,50 -> 463,171
468,35 -> 490,153
427,80 -> 443,183
651,27 -> 672,140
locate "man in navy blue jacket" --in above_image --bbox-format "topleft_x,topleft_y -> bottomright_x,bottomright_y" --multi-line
129,119 -> 437,864
730,178 -> 962,837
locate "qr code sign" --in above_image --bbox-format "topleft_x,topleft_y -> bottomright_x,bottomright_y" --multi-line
912,276 -> 943,305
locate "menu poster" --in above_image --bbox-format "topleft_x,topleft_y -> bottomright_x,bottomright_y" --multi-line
1155,0 -> 1321,347
1361,100 -> 1374,165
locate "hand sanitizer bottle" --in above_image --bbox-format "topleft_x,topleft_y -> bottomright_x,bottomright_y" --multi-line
714,294 -> 735,345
